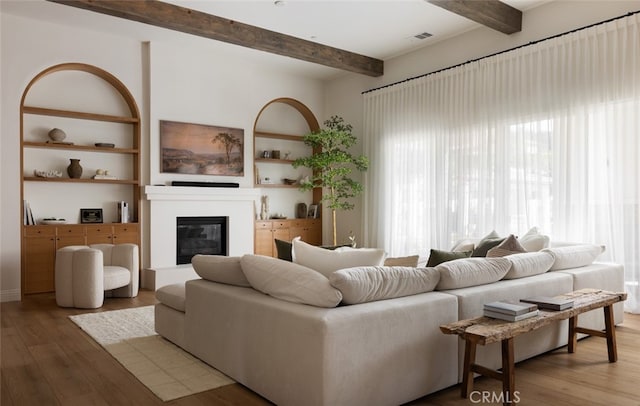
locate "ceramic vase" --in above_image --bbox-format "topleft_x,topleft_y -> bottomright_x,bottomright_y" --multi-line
67,159 -> 83,179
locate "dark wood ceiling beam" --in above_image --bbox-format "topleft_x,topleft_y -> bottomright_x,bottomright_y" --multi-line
47,0 -> 384,77
427,0 -> 522,34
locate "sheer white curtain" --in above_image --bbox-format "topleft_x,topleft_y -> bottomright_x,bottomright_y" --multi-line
363,13 -> 640,312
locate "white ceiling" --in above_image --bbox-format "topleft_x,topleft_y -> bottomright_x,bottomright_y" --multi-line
2,0 -> 550,79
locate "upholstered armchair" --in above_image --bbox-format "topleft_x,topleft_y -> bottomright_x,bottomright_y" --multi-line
55,243 -> 139,309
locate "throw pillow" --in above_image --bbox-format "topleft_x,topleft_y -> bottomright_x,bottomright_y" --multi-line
384,255 -> 420,267
518,227 -> 550,252
191,255 -> 251,287
240,255 -> 342,308
274,239 -> 293,262
486,234 -> 527,257
329,266 -> 440,305
426,249 -> 472,267
292,237 -> 386,278
471,237 -> 506,257
502,252 -> 555,279
542,244 -> 604,271
435,257 -> 512,290
451,240 -> 476,252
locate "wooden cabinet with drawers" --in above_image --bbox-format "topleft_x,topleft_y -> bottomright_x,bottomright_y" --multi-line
21,223 -> 139,294
254,219 -> 322,257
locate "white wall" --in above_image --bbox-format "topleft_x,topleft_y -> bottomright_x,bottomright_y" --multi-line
324,0 -> 640,247
0,10 -> 325,301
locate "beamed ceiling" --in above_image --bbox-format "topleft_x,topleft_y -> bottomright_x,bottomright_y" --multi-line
47,0 -> 524,77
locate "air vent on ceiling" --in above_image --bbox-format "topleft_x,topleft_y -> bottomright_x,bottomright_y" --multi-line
414,32 -> 433,40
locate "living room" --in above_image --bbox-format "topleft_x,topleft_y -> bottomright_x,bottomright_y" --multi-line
2,1 -> 640,405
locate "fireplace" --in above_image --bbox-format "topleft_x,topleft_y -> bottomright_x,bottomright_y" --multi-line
176,216 -> 228,264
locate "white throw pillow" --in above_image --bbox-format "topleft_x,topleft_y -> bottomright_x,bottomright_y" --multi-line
519,227 -> 550,252
240,255 -> 342,308
435,257 -> 512,290
542,244 -> 604,271
329,266 -> 440,305
502,252 -> 555,279
292,237 -> 386,278
192,255 -> 251,287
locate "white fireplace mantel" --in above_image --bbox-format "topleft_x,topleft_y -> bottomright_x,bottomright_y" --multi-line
144,185 -> 260,287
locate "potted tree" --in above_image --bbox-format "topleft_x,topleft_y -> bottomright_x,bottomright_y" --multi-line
293,116 -> 368,245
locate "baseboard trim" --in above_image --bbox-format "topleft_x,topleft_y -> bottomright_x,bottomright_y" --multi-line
1,289 -> 21,302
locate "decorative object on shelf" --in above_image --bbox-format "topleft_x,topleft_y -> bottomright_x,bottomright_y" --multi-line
272,150 -> 281,159
293,116 -> 369,245
284,151 -> 291,160
271,214 -> 287,219
261,177 -> 273,184
283,178 -> 297,185
296,203 -> 307,219
93,169 -> 117,180
307,204 -> 319,219
262,150 -> 271,159
33,169 -> 62,178
80,208 -> 103,224
260,195 -> 269,220
41,218 -> 67,225
48,128 -> 66,142
117,201 -> 129,223
160,120 -> 244,176
95,142 -> 115,148
67,158 -> 83,178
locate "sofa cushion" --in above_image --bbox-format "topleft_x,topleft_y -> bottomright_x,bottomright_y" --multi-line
155,283 -> 186,312
383,255 -> 419,267
426,249 -> 471,267
435,257 -> 511,290
502,252 -> 555,279
329,266 -> 440,304
192,255 -> 251,287
487,234 -> 527,257
240,255 -> 342,308
518,227 -> 550,251
471,231 -> 505,257
292,237 -> 386,278
542,244 -> 604,270
274,239 -> 293,262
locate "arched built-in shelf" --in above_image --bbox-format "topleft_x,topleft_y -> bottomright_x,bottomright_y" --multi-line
20,62 -> 141,295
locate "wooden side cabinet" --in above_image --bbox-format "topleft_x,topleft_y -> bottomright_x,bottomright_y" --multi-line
254,219 -> 322,257
22,223 -> 140,294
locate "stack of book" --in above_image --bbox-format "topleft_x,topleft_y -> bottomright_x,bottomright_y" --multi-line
483,300 -> 539,322
521,296 -> 574,311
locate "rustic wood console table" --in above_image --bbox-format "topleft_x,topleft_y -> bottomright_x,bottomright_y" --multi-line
440,289 -> 627,405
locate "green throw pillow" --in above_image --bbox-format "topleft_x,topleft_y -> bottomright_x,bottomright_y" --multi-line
426,249 -> 472,267
274,239 -> 293,262
471,237 -> 506,257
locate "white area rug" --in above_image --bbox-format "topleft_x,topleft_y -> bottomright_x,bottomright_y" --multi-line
69,306 -> 234,401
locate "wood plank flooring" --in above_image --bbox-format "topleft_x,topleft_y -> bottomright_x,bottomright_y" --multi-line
2,290 -> 639,405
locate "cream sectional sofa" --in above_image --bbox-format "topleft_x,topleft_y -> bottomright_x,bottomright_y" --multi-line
154,241 -> 624,406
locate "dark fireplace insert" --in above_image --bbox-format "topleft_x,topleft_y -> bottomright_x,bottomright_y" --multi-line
176,216 -> 228,265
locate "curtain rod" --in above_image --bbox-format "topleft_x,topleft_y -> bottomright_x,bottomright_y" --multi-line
362,10 -> 640,95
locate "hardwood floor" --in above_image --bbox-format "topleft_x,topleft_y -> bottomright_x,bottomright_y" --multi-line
2,290 -> 639,405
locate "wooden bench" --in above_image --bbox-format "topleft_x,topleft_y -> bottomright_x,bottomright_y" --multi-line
440,289 -> 627,405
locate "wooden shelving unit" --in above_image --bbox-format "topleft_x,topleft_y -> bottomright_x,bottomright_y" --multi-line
19,63 -> 141,296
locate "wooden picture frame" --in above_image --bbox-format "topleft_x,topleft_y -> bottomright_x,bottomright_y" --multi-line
160,120 -> 244,176
80,208 -> 103,224
307,204 -> 319,219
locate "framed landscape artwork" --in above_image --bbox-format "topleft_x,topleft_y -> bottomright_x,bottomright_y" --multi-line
160,120 -> 244,176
